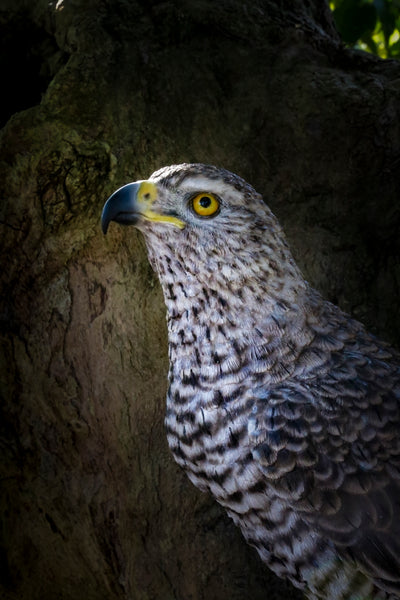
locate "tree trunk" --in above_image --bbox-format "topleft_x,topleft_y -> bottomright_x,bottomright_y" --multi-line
1,1 -> 399,599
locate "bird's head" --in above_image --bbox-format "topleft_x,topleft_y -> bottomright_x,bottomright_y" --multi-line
103,164 -> 281,246
101,163 -> 302,297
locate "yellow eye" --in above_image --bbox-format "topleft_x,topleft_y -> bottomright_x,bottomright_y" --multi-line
191,193 -> 220,217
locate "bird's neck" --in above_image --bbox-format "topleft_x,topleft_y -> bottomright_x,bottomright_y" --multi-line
152,249 -> 315,391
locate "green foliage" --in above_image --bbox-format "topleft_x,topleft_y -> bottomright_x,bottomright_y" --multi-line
330,0 -> 400,57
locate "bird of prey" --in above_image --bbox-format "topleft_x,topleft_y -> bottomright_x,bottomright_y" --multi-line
101,163 -> 400,600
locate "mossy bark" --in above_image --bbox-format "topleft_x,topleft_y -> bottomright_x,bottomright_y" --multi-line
1,1 -> 399,599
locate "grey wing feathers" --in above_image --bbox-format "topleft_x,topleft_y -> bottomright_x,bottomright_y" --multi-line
249,331 -> 400,593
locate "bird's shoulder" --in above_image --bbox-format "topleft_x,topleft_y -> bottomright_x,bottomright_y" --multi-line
248,315 -> 400,494
247,317 -> 400,592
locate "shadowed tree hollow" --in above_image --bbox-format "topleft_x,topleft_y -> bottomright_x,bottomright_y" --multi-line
1,1 -> 400,599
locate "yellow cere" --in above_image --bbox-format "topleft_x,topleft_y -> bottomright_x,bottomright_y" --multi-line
191,193 -> 220,217
138,180 -> 158,203
138,180 -> 186,229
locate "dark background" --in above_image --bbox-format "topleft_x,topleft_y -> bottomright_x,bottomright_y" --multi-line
1,1 -> 399,599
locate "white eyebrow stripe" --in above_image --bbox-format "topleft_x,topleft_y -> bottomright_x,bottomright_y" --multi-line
181,176 -> 243,202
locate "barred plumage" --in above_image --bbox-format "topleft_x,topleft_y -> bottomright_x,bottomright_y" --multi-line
102,164 -> 400,600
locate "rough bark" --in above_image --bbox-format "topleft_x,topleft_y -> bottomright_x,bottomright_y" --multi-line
1,1 -> 399,599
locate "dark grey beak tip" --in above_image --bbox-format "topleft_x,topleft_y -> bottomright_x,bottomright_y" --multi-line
101,200 -> 113,235
101,182 -> 141,235
101,213 -> 109,235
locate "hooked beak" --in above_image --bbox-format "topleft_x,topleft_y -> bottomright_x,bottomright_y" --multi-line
101,180 -> 185,234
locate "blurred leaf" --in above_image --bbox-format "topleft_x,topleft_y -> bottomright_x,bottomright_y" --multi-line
331,0 -> 400,57
388,36 -> 400,54
333,0 -> 377,44
374,0 -> 396,43
361,31 -> 379,53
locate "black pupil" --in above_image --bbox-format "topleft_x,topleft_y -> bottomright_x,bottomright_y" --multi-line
199,196 -> 212,208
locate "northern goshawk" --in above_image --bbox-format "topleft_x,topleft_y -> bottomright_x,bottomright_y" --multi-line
101,163 -> 400,600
